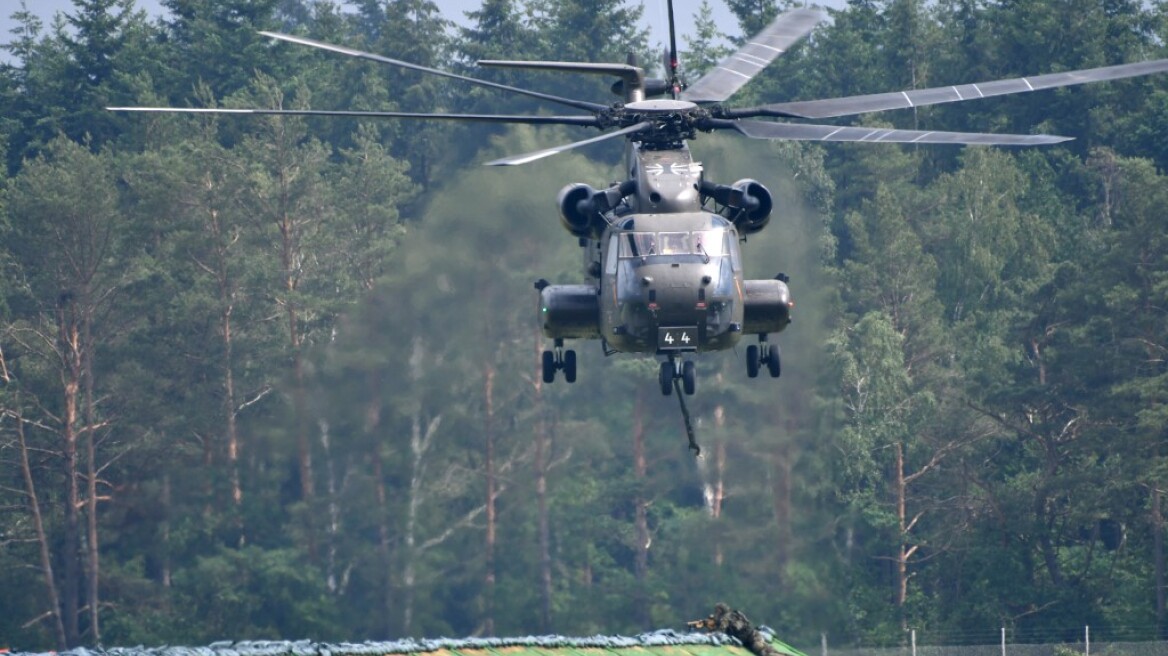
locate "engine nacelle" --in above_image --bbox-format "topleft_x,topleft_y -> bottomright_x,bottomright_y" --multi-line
557,181 -> 637,239
700,178 -> 774,235
742,277 -> 792,335
537,283 -> 601,339
557,183 -> 598,238
730,179 -> 773,234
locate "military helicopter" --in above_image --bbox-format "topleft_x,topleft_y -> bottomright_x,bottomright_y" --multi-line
112,2 -> 1168,398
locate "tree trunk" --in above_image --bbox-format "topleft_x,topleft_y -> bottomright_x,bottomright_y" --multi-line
534,334 -> 553,632
222,301 -> 242,519
403,415 -> 421,636
321,419 -> 342,594
535,412 -> 553,632
58,299 -> 83,646
483,365 -> 497,636
16,403 -> 69,649
1155,484 -> 1165,637
200,199 -> 242,534
81,308 -> 100,644
277,173 -> 316,558
895,441 -> 908,629
162,473 -> 172,588
365,373 -> 394,637
897,441 -> 906,611
633,388 -> 650,628
712,404 -> 726,567
770,438 -> 791,584
403,411 -> 442,635
290,309 -> 315,559
372,448 -> 394,636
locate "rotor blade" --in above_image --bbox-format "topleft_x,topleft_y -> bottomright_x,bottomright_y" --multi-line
681,7 -> 824,103
485,121 -> 653,166
478,60 -> 644,89
738,58 -> 1168,119
725,119 -> 1071,146
259,31 -> 608,113
107,106 -> 602,126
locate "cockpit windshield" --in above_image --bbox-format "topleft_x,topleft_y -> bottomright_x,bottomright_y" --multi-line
622,232 -> 656,257
619,228 -> 733,263
660,232 -> 691,255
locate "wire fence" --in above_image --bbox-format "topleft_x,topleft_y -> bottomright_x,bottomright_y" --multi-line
826,629 -> 1168,656
831,646 -> 1168,656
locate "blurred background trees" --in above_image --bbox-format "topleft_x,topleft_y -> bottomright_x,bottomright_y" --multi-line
1,0 -> 1167,650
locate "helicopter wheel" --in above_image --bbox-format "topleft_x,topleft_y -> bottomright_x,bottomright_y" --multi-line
563,349 -> 577,383
659,361 -> 674,396
542,350 -> 556,383
746,344 -> 761,378
766,343 -> 782,378
682,360 -> 696,395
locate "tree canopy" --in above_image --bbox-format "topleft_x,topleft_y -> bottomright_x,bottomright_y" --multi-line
2,0 -> 1168,650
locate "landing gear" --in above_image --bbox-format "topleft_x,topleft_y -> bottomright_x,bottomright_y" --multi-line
682,360 -> 696,395
563,349 -> 577,383
766,342 -> 781,378
542,338 -> 576,383
746,335 -> 781,379
542,350 -> 555,383
659,354 -> 697,396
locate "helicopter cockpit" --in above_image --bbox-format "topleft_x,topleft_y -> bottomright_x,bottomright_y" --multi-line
604,214 -> 745,354
615,219 -> 740,260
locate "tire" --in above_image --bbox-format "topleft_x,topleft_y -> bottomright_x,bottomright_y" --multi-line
563,350 -> 577,383
767,343 -> 782,378
746,344 -> 760,378
682,360 -> 696,395
659,361 -> 674,396
542,350 -> 556,383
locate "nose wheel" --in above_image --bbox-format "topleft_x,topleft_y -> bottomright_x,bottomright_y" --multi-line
659,355 -> 696,396
542,338 -> 577,383
746,335 -> 781,378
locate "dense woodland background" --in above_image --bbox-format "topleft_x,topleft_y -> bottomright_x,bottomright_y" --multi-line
1,0 -> 1167,651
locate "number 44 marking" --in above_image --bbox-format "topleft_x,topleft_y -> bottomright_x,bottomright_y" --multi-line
660,326 -> 698,350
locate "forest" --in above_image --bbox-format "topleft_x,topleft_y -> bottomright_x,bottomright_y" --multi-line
1,0 -> 1167,651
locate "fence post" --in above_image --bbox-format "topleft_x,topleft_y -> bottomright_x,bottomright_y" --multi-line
1001,627 -> 1006,656
911,629 -> 916,656
821,633 -> 827,656
1085,625 -> 1090,656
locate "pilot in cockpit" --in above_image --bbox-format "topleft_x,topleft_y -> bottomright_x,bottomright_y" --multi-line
660,232 -> 690,255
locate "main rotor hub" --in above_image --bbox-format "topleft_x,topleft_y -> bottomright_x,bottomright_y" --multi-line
624,99 -> 698,113
608,99 -> 705,148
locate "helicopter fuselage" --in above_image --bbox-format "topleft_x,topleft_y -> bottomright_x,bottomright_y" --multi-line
538,219 -> 791,348
601,212 -> 744,353
538,207 -> 792,351
535,136 -> 792,391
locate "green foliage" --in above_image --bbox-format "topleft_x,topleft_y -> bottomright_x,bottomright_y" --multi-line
681,0 -> 732,80
2,0 -> 1168,651
172,546 -> 340,641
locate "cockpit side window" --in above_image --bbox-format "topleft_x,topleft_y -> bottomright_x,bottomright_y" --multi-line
620,232 -> 656,257
637,233 -> 655,256
695,229 -> 727,257
728,229 -> 743,271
